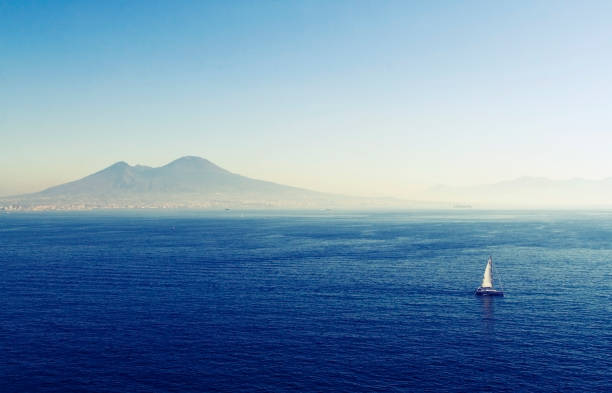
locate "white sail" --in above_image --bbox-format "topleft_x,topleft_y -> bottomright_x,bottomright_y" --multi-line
481,256 -> 493,288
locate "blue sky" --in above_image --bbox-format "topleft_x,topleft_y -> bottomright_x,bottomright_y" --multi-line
2,1 -> 612,197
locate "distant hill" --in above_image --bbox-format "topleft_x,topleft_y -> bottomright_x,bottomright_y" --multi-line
428,176 -> 612,207
0,156 -> 416,210
7,157 -> 607,211
38,156 -> 311,198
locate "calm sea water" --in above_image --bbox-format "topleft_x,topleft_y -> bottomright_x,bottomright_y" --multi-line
1,210 -> 610,392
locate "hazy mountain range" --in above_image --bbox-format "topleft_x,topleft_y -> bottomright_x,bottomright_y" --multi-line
427,176 -> 612,207
0,156 -> 412,210
2,156 -> 612,211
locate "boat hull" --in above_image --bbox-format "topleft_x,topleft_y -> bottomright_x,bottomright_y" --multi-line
474,287 -> 504,296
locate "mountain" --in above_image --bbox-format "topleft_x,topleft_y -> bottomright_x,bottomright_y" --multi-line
0,156 -> 413,210
39,156 -> 304,197
11,156 -> 607,211
427,176 -> 612,207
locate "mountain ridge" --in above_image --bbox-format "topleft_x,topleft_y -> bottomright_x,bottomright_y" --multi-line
5,157 -> 612,210
35,156 -> 311,196
427,176 -> 612,207
1,156 -> 413,210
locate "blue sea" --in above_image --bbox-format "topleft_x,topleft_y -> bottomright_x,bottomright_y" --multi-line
1,210 -> 610,392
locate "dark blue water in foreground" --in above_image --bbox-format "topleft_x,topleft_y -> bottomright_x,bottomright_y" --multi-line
1,210 -> 611,392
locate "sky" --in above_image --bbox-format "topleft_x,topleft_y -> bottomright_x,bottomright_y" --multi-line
2,0 -> 612,198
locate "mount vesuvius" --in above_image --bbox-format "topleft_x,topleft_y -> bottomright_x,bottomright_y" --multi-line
0,156 -> 402,210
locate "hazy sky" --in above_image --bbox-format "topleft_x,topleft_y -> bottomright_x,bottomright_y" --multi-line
2,1 -> 612,197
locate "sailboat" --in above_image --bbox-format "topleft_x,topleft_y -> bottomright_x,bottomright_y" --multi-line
474,256 -> 504,296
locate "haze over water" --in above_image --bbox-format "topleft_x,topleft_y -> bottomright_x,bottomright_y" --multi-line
2,210 -> 610,392
3,1 -> 612,201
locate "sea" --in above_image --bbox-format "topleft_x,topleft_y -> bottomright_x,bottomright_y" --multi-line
1,210 -> 610,392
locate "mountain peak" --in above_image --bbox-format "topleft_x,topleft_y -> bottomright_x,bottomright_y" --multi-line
95,161 -> 132,175
110,161 -> 130,168
163,156 -> 228,173
172,155 -> 206,163
166,156 -> 209,165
